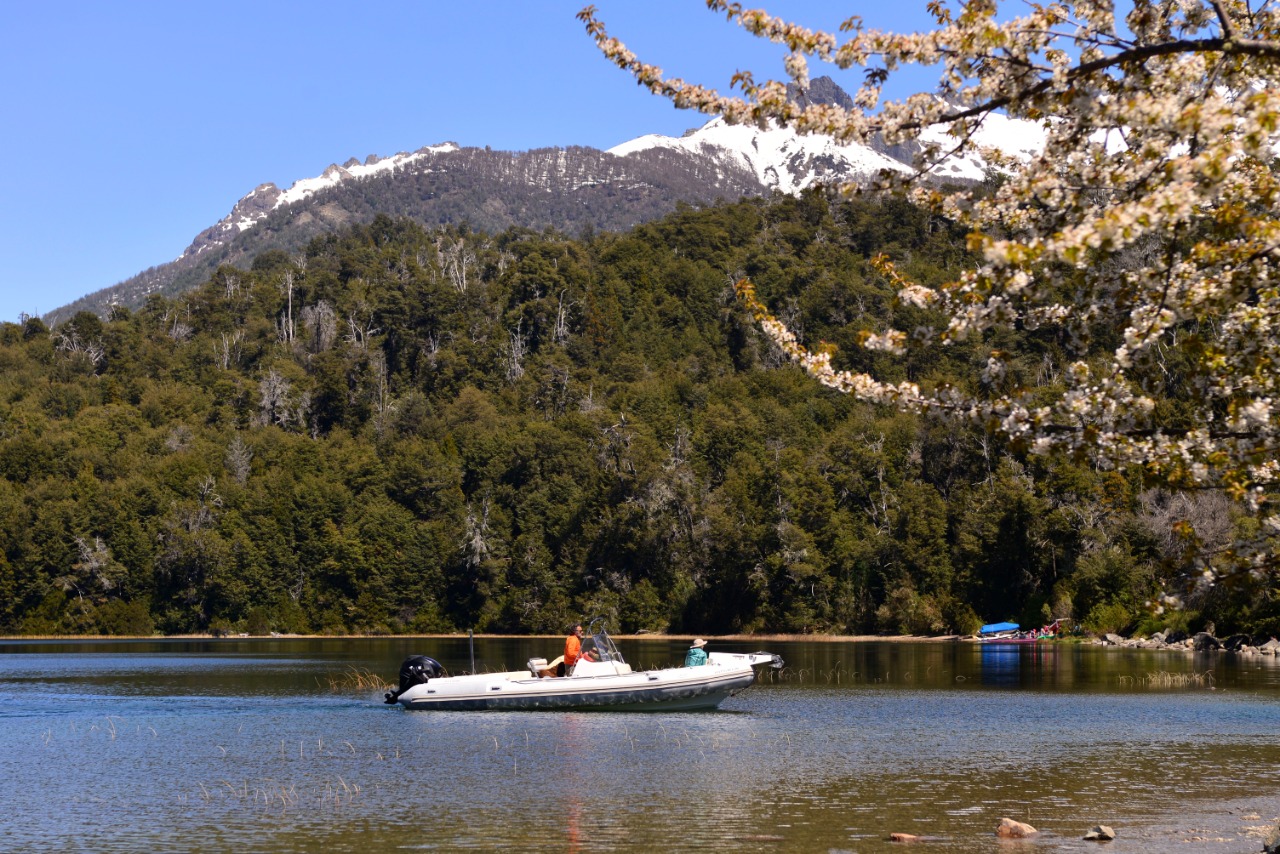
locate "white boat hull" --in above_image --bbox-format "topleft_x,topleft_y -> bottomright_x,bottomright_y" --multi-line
393,652 -> 780,712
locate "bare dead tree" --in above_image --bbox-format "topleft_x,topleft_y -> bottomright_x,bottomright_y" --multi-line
164,425 -> 193,453
222,273 -> 241,300
495,250 -> 515,276
54,535 -> 117,603
51,326 -> 105,370
503,320 -> 528,383
345,309 -> 381,350
437,235 -> 477,293
163,306 -> 193,343
578,383 -> 600,413
301,300 -> 337,353
257,369 -> 293,428
368,351 -> 395,439
277,271 -> 296,345
463,498 -> 492,570
214,329 -> 244,370
423,332 -> 441,370
225,435 -> 253,485
176,475 -> 223,534
553,290 -> 574,347
862,434 -> 895,537
1140,490 -> 1238,565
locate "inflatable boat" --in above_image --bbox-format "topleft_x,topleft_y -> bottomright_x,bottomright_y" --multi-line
384,621 -> 783,711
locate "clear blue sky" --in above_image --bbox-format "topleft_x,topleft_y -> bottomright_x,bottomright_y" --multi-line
0,2 -> 940,324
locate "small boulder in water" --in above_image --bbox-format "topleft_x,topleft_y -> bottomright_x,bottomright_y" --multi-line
1083,824 -> 1116,841
996,818 -> 1038,838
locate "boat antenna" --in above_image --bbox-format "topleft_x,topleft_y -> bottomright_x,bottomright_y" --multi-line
469,628 -> 476,674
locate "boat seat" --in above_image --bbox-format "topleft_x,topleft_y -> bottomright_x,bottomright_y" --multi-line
529,655 -> 563,678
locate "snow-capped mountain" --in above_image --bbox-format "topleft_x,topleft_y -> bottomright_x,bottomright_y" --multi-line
610,91 -> 1046,189
184,90 -> 1043,265
52,78 -> 1044,321
609,117 -> 909,195
181,143 -> 461,263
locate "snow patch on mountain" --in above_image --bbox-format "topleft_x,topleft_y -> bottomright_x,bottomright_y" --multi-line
609,117 -> 909,193
274,143 -> 459,209
917,111 -> 1047,180
180,143 -> 459,261
610,106 -> 1048,189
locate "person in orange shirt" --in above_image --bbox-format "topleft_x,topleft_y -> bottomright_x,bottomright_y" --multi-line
561,623 -> 584,676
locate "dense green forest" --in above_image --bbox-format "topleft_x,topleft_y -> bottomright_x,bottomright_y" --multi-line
2,193 -> 1272,637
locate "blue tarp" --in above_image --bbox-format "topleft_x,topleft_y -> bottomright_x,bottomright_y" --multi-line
979,622 -> 1020,635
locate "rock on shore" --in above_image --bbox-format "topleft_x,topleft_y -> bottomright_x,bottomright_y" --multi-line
1095,630 -> 1279,656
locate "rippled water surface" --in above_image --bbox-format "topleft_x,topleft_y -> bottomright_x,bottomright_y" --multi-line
2,637 -> 1278,852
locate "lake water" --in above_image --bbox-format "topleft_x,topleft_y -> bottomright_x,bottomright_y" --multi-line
1,636 -> 1278,852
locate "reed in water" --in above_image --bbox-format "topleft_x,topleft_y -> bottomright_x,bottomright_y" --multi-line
1118,671 -> 1215,689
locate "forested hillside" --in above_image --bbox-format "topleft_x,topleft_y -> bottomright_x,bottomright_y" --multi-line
2,193 -> 1267,637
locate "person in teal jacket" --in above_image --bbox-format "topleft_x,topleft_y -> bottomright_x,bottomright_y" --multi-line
684,638 -> 708,667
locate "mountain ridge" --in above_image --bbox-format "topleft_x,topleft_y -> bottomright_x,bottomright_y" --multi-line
49,78 -> 1043,322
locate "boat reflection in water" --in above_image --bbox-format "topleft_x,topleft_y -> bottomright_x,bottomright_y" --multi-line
979,643 -> 1024,687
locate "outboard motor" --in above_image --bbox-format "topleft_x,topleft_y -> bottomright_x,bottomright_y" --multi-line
384,655 -> 445,704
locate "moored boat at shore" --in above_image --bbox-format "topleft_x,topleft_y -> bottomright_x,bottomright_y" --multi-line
384,620 -> 784,711
977,618 -> 1062,644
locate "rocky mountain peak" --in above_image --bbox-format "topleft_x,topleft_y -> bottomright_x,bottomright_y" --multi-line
787,75 -> 856,110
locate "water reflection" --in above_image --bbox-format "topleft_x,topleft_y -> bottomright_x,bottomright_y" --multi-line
979,643 -> 1023,686
562,714 -> 588,852
0,638 -> 1278,852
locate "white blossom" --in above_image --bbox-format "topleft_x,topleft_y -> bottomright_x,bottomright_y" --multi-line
580,0 -> 1280,582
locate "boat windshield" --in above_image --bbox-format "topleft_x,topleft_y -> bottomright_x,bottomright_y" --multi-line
584,618 -> 625,664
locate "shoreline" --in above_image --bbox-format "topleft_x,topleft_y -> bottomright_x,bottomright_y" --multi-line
0,632 -> 968,642
4,630 -> 1272,659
